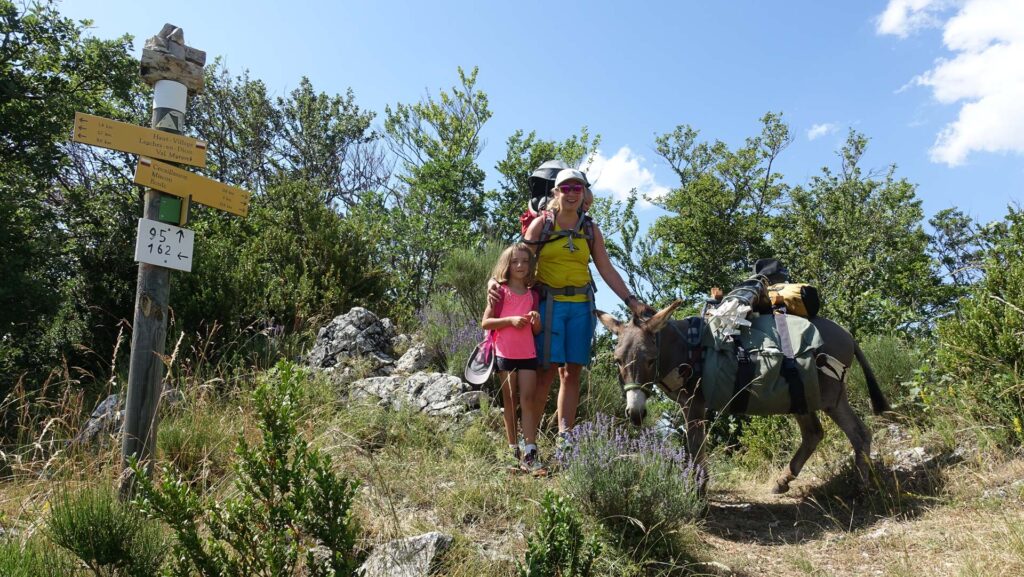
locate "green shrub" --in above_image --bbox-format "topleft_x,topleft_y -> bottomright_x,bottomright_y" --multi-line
556,414 -> 705,539
517,491 -> 600,577
47,484 -> 166,576
0,535 -> 77,576
937,207 -> 1024,443
848,333 -> 923,413
134,361 -> 361,576
736,415 -> 797,470
419,242 -> 505,374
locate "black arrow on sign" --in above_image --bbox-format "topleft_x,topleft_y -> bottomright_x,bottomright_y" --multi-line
177,252 -> 189,261
176,230 -> 185,242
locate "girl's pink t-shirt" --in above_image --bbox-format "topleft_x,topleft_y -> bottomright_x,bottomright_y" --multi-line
493,285 -> 537,360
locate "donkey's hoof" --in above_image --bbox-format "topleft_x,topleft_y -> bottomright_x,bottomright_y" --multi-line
771,481 -> 790,494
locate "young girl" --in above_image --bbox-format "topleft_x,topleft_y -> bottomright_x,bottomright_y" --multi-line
481,243 -> 542,472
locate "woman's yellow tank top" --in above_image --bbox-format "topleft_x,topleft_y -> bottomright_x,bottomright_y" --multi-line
536,221 -> 592,303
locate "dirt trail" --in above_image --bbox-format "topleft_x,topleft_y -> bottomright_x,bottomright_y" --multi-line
695,459 -> 1024,576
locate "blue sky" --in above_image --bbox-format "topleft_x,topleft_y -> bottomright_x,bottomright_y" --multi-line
63,0 -> 1023,310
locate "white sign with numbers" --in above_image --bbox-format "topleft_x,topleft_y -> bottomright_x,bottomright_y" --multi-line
134,217 -> 195,272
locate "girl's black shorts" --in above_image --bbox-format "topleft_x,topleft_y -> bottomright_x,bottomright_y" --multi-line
495,356 -> 538,372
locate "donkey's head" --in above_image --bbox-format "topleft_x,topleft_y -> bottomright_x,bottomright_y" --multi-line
596,300 -> 684,426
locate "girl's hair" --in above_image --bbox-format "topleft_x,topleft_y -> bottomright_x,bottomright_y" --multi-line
548,183 -> 592,213
491,243 -> 536,286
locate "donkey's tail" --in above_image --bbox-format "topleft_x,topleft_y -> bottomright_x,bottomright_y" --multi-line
854,341 -> 891,415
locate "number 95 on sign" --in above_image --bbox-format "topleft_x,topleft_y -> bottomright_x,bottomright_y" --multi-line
134,217 -> 195,272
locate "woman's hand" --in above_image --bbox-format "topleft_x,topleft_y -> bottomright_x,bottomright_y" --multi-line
628,296 -> 656,318
527,310 -> 539,325
487,279 -> 501,307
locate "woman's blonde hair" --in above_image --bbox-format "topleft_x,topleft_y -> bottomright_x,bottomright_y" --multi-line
548,183 -> 593,213
491,243 -> 536,286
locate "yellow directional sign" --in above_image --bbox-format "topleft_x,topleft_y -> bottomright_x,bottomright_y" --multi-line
73,112 -> 207,167
134,158 -> 250,217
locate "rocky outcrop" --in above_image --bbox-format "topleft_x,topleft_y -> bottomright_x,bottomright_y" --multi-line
306,308 -> 400,382
350,373 -> 485,418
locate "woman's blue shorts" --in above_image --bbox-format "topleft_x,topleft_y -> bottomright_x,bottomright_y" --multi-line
535,299 -> 596,367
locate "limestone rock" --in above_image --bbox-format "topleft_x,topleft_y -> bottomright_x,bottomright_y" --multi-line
358,532 -> 452,577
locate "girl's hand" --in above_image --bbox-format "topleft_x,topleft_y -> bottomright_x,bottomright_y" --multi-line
510,316 -> 528,328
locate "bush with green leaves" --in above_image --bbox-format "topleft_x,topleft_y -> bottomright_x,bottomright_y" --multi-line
418,241 -> 505,373
937,207 -> 1024,443
847,333 -> 923,414
517,491 -> 600,577
134,361 -> 361,576
736,415 -> 797,470
556,413 -> 705,539
46,484 -> 166,576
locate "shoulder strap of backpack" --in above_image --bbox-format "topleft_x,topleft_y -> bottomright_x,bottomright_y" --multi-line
522,210 -> 557,246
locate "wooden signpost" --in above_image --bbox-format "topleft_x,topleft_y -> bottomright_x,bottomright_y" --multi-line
67,24 -> 250,497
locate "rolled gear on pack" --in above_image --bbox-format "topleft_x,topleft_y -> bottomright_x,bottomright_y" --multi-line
701,313 -> 824,415
768,283 -> 821,318
753,258 -> 821,318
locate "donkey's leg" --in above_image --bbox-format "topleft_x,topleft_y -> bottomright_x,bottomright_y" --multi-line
824,397 -> 873,486
681,393 -> 708,493
773,412 -> 824,494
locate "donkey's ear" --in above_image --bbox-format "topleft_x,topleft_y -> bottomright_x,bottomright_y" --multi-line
595,310 -> 624,335
643,300 -> 683,333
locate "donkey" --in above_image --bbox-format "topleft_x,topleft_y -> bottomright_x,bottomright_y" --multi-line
595,301 -> 890,494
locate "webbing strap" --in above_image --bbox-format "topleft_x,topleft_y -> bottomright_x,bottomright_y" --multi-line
731,344 -> 754,413
775,314 -> 808,414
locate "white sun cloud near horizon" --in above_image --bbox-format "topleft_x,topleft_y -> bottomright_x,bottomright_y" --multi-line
585,147 -> 671,209
877,0 -> 1024,166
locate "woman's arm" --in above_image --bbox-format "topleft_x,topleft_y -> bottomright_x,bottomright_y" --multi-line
590,224 -> 654,316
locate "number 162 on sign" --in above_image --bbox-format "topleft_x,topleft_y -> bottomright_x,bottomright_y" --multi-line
134,217 -> 195,272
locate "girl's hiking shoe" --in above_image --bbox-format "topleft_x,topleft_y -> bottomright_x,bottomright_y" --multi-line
521,449 -> 549,477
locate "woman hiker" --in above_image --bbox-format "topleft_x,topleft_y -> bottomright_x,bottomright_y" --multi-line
490,168 -> 652,473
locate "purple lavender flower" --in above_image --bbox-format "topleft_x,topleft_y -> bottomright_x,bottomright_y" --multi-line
556,413 -> 707,533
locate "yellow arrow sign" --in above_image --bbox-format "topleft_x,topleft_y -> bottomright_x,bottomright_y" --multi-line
134,157 -> 250,217
72,112 -> 207,168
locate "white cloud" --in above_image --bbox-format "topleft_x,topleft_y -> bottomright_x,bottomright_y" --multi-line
878,0 -> 1024,166
586,147 -> 670,208
806,123 -> 839,141
876,0 -> 951,37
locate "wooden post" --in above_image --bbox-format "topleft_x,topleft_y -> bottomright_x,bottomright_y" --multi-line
121,24 -> 205,497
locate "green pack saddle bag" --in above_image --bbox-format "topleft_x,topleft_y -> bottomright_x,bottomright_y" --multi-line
701,313 -> 824,415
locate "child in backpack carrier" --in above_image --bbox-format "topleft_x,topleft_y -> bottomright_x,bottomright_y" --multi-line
481,243 -> 543,472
